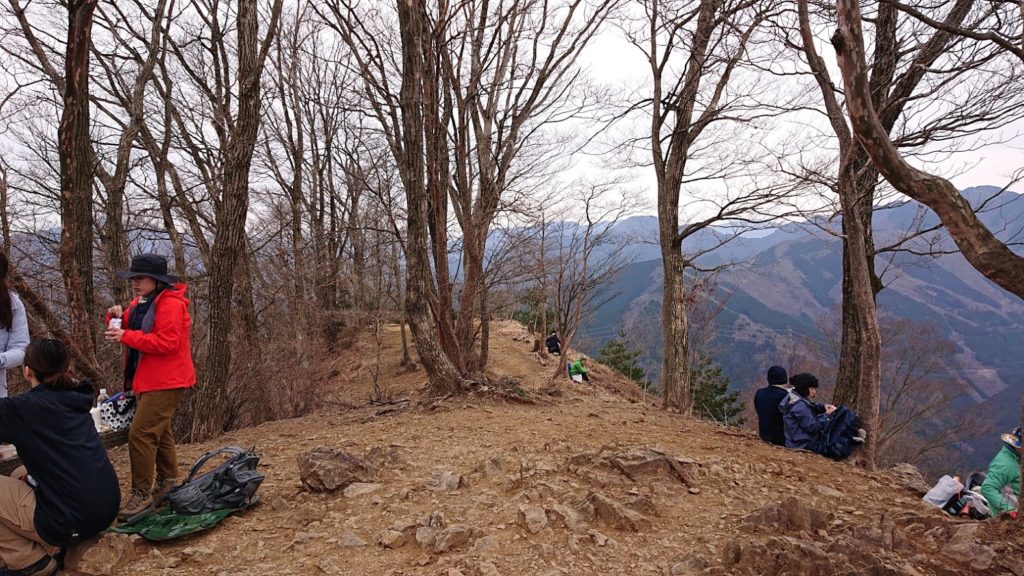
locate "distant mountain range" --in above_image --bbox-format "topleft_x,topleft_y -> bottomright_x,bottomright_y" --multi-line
576,186 -> 1024,469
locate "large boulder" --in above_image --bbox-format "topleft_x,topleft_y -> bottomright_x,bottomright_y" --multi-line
297,446 -> 372,492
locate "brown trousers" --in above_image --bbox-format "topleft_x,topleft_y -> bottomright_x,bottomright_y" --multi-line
0,467 -> 56,570
129,388 -> 185,492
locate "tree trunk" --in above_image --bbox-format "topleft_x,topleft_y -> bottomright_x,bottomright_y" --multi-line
834,162 -> 882,469
397,0 -> 465,395
195,0 -> 280,439
57,0 -> 100,378
660,245 -> 691,412
833,156 -> 881,413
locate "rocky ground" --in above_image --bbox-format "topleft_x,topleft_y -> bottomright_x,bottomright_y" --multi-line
67,322 -> 1024,575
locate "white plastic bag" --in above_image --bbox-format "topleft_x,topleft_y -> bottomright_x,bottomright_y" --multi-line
923,474 -> 963,507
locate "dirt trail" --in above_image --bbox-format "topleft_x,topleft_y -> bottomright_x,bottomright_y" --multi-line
77,322 -> 1023,575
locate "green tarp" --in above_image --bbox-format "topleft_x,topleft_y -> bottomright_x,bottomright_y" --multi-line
108,507 -> 239,541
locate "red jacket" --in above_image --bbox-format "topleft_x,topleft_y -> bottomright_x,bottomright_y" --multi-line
107,283 -> 196,394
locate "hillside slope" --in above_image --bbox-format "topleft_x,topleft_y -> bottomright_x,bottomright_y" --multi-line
71,322 -> 1023,575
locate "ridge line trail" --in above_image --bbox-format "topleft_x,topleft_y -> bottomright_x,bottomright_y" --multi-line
91,321 -> 1021,576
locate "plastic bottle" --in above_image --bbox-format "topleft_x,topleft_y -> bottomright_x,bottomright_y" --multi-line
108,318 -> 122,330
90,407 -> 103,432
97,388 -> 110,404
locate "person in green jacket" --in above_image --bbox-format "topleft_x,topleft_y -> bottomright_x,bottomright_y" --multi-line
569,357 -> 590,382
979,426 -> 1021,517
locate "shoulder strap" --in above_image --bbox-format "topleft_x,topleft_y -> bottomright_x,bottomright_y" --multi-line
184,446 -> 246,483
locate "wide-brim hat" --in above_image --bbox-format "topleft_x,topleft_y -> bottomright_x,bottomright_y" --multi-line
1001,426 -> 1022,451
116,253 -> 179,284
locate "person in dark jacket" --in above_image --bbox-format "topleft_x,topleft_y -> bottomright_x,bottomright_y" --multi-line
105,254 -> 195,521
545,332 -> 562,356
754,365 -> 789,445
779,373 -> 836,450
0,339 -> 120,576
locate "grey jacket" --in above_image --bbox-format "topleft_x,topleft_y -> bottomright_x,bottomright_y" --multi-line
0,292 -> 30,397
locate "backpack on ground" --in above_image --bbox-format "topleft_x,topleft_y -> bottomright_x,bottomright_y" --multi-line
166,446 -> 264,514
111,446 -> 264,541
809,406 -> 861,461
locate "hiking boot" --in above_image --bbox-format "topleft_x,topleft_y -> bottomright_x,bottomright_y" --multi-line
7,555 -> 57,576
152,477 -> 178,501
118,488 -> 153,521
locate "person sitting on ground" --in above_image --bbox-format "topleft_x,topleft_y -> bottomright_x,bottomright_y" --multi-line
754,365 -> 789,446
0,339 -> 120,576
779,373 -> 835,450
545,331 -> 562,356
979,426 -> 1021,518
569,357 -> 590,382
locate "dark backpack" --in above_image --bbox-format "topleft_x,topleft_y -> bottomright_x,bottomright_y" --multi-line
810,406 -> 862,461
166,446 -> 264,514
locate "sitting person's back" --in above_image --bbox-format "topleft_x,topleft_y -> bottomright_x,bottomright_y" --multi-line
545,332 -> 561,355
0,339 -> 120,575
754,365 -> 789,446
980,426 -> 1021,517
779,373 -> 832,450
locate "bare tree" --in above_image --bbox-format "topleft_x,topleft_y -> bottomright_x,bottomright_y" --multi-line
191,0 -> 283,439
832,0 -> 1024,485
629,0 -> 797,411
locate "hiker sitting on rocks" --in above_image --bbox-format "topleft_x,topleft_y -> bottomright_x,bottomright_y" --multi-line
569,357 -> 590,382
780,373 -> 866,460
545,331 -> 562,356
0,339 -> 120,576
979,426 -> 1021,518
754,365 -> 789,446
780,373 -> 833,450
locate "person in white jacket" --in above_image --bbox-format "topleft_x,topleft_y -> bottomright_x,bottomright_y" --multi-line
0,253 -> 30,398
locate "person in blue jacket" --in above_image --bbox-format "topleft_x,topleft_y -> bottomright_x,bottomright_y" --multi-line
779,373 -> 836,450
0,339 -> 120,576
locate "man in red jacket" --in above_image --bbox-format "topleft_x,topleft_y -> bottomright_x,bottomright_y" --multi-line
104,254 -> 195,520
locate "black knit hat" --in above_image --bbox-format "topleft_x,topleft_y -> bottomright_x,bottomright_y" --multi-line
767,365 -> 788,385
789,373 -> 819,397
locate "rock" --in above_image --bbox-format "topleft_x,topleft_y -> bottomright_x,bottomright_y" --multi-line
586,491 -> 651,532
519,505 -> 549,534
297,446 -> 372,492
343,482 -> 383,498
546,504 -> 587,533
434,525 -> 474,553
390,516 -> 421,534
608,448 -> 697,487
339,532 -> 368,548
816,485 -> 844,498
415,526 -> 439,548
944,536 -> 996,571
470,534 -> 501,556
181,546 -> 213,559
887,463 -> 930,494
742,497 -> 831,534
670,554 -> 708,575
475,457 -> 509,479
427,470 -> 465,492
378,529 -> 407,549
75,534 -> 137,576
589,530 -> 615,546
293,531 -> 324,544
478,561 -> 501,576
625,495 -> 659,517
